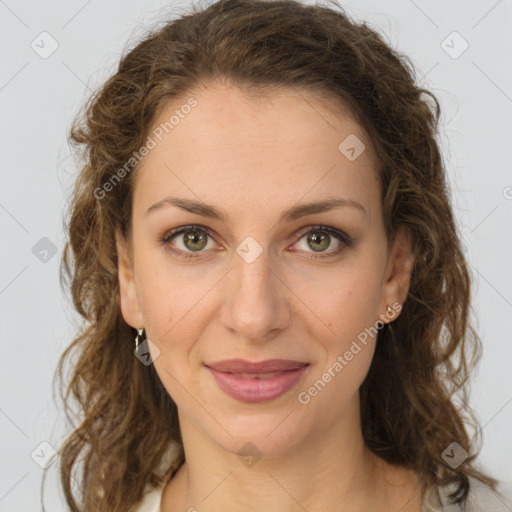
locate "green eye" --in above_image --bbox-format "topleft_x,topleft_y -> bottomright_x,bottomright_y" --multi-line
306,231 -> 331,252
180,228 -> 209,251
161,224 -> 352,261
293,226 -> 352,260
161,226 -> 214,259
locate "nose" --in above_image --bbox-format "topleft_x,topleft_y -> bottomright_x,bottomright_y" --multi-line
219,246 -> 291,344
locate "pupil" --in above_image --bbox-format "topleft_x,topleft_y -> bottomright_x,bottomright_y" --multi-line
308,231 -> 329,252
185,230 -> 206,251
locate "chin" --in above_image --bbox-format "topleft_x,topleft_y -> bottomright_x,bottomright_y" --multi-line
206,406 -> 314,460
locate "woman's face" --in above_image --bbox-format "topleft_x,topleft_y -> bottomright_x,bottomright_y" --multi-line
117,81 -> 413,458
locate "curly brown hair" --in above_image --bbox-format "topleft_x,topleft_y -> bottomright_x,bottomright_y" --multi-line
45,0 -> 502,510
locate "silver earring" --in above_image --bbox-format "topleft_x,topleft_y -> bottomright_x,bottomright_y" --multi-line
135,328 -> 145,349
387,306 -> 393,313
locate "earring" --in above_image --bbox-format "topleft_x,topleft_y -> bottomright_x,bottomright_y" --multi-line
135,328 -> 145,350
387,305 -> 393,314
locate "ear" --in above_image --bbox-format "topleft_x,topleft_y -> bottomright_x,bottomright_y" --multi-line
115,228 -> 144,329
378,226 -> 415,324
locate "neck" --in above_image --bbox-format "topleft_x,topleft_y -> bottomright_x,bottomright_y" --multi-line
161,400 -> 423,511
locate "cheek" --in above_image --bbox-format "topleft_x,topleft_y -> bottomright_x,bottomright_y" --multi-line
297,344 -> 375,422
134,247 -> 216,343
287,257 -> 384,340
297,273 -> 380,411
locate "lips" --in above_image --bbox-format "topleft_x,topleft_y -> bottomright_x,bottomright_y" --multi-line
206,358 -> 309,374
205,359 -> 310,403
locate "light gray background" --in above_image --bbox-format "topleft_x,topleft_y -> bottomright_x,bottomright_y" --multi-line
1,0 -> 511,510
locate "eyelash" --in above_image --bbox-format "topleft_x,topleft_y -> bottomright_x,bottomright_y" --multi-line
160,224 -> 353,261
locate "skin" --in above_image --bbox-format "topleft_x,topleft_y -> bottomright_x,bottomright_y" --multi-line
116,80 -> 420,511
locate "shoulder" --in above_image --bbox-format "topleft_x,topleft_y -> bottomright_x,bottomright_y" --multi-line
133,441 -> 183,512
132,482 -> 166,512
437,477 -> 512,512
465,478 -> 512,511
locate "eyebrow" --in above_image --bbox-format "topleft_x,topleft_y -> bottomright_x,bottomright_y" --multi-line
146,195 -> 367,223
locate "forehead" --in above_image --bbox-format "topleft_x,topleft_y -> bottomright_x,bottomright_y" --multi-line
132,82 -> 380,219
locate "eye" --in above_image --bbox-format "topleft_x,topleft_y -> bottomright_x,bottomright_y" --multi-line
160,224 -> 353,261
160,225 -> 218,260
291,225 -> 352,260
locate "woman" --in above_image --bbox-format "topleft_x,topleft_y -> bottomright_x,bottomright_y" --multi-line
48,0 -> 511,510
